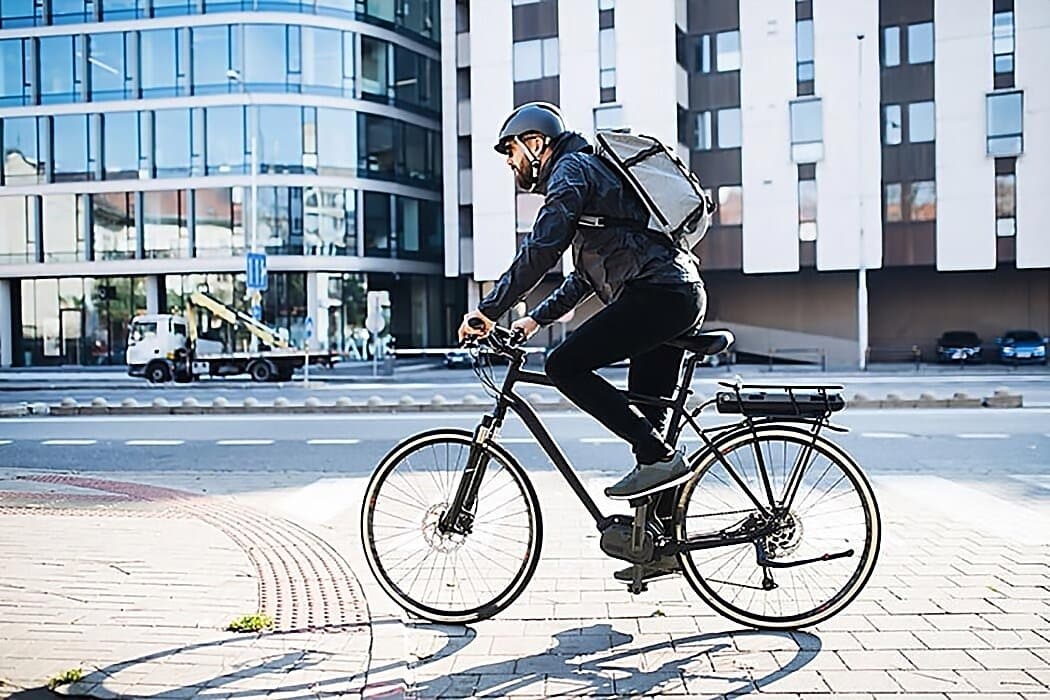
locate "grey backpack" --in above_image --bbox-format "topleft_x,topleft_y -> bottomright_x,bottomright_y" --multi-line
593,130 -> 715,253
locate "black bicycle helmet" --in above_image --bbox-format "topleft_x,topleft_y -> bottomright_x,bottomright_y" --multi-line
493,102 -> 566,155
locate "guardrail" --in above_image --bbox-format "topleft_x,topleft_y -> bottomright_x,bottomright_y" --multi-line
766,347 -> 826,372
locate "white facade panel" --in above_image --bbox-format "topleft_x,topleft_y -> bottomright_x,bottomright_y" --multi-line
557,0 -> 600,141
1014,0 -> 1050,268
935,5 -> 995,271
812,1 -> 882,271
440,0 -> 460,277
739,0 -> 798,274
468,3 -> 516,282
615,1 -> 677,145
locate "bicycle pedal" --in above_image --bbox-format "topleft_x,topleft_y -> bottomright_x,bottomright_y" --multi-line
627,580 -> 648,595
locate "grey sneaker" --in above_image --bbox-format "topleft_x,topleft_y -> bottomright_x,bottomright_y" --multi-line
604,450 -> 691,500
614,555 -> 681,582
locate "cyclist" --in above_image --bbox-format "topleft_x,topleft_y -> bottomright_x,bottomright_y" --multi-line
457,101 -> 706,513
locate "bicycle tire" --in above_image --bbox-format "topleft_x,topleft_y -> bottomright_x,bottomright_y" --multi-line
674,422 -> 881,629
361,429 -> 542,624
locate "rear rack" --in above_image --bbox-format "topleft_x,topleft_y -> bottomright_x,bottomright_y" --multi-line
715,381 -> 845,418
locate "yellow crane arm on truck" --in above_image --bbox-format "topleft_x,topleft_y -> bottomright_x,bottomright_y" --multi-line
187,290 -> 290,349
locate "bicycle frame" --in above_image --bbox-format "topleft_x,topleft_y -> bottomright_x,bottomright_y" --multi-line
439,345 -> 844,563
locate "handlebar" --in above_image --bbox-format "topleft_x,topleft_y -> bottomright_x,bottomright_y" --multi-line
463,318 -> 527,353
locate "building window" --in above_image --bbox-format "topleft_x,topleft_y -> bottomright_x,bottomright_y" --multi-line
716,108 -> 741,149
987,91 -> 1023,156
140,28 -> 183,98
883,104 -> 902,145
153,108 -> 191,177
694,111 -> 711,150
908,101 -> 935,143
599,25 -> 616,103
795,18 -> 814,93
89,33 -> 134,101
1,38 -> 33,106
304,187 -> 355,256
191,25 -> 234,96
697,35 -> 711,73
993,10 -> 1014,85
0,195 -> 39,263
92,192 -> 136,260
883,26 -> 900,67
594,104 -> 624,131
1,116 -> 42,185
258,105 -> 303,174
789,98 -> 823,162
717,186 -> 742,226
513,37 -> 559,82
363,191 -> 391,257
907,180 -> 936,221
995,172 -> 1016,237
798,168 -> 817,241
43,193 -> 87,262
205,106 -> 244,175
715,31 -> 740,72
51,114 -> 91,182
39,35 -> 81,103
143,190 -> 189,258
907,22 -> 934,64
884,183 -> 902,222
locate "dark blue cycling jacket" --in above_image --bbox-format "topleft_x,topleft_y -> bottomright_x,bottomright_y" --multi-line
477,131 -> 702,326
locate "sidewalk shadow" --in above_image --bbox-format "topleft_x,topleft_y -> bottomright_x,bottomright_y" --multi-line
412,623 -> 821,697
3,619 -> 474,699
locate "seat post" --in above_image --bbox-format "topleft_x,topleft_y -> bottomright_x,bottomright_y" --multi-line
665,352 -> 700,447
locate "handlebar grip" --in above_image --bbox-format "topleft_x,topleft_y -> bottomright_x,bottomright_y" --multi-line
467,317 -> 488,330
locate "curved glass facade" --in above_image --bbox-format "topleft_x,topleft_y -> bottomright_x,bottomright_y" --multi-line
0,6 -> 453,366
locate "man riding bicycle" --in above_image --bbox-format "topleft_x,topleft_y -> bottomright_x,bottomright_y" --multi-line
457,102 -> 707,519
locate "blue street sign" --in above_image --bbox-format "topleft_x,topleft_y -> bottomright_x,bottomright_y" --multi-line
305,316 -> 314,339
251,304 -> 262,320
246,252 -> 267,291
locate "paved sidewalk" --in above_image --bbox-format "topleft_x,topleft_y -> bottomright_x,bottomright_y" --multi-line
2,466 -> 1050,698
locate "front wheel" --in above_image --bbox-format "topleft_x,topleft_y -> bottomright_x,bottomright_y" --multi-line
361,430 -> 542,624
674,423 -> 881,630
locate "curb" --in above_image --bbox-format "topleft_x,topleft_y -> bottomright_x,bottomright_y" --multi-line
2,388 -> 1025,418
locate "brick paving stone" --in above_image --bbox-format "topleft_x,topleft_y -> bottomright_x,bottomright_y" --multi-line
753,669 -> 831,693
862,614 -> 937,631
901,649 -> 986,670
968,649 -> 1049,670
821,670 -> 903,693
852,631 -> 926,650
914,630 -> 993,649
771,650 -> 848,671
956,670 -> 1045,693
837,650 -> 915,670
975,630 -> 1050,648
888,669 -> 975,692
984,613 -> 1050,630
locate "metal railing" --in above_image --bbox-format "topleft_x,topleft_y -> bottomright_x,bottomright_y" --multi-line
865,345 -> 922,371
766,347 -> 826,372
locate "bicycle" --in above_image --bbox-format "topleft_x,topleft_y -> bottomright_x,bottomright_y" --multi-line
361,325 -> 881,629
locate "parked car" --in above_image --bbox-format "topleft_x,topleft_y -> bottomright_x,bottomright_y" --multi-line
444,349 -> 474,369
995,329 -> 1048,365
935,330 -> 983,364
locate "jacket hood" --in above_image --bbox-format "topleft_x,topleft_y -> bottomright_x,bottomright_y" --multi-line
535,132 -> 592,194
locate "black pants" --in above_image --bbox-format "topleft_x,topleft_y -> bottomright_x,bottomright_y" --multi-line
544,281 -> 707,464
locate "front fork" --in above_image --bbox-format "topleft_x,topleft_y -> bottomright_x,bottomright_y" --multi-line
438,415 -> 496,535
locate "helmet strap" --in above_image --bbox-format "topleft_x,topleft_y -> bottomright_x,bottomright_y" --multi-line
513,135 -> 550,192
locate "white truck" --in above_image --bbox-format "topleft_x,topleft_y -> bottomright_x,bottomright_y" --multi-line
126,291 -> 338,383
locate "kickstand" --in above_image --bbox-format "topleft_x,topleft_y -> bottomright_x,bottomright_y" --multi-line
627,501 -> 649,595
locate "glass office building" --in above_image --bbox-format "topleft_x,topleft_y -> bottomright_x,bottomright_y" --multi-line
0,0 -> 458,366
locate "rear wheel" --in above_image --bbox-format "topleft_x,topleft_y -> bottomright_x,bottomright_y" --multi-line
362,430 -> 542,624
675,423 -> 880,630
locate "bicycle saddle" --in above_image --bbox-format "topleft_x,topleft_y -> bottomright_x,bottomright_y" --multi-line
666,329 -> 735,356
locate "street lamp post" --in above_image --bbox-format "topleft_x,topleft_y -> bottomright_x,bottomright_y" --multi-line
856,33 -> 869,371
227,69 -> 263,350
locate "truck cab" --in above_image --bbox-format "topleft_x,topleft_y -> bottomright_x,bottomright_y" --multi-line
127,315 -> 190,382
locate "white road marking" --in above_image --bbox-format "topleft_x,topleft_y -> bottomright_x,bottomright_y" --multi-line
306,438 -> 361,445
581,438 -> 620,444
216,439 -> 274,446
956,433 -> 1010,439
861,432 -> 911,439
41,439 -> 97,446
0,440 -> 12,446
125,439 -> 185,446
279,478 -> 360,523
1010,474 -> 1050,492
498,438 -> 538,444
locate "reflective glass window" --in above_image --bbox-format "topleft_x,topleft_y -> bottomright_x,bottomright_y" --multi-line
908,101 -> 935,143
395,196 -> 440,261
51,0 -> 90,24
790,99 -> 822,143
151,0 -> 193,17
716,30 -> 740,71
694,111 -> 711,150
304,187 -> 355,255
361,36 -> 390,97
1,0 -> 42,28
316,0 -> 355,17
359,0 -> 395,22
244,25 -> 288,89
1,39 -> 31,106
92,192 -> 136,260
317,108 -> 355,175
884,182 -> 902,222
258,106 -> 303,174
43,194 -> 87,261
153,109 -> 191,177
399,0 -> 439,41
394,47 -> 438,113
0,195 -> 38,263
89,33 -> 132,101
102,112 -> 138,179
795,20 -> 813,63
360,114 -> 395,179
907,180 -> 936,221
363,191 -> 391,256
884,104 -> 902,145
717,107 -> 741,148
140,29 -> 179,97
883,26 -> 900,67
302,27 -> 343,95
143,190 -> 189,258
102,0 -> 143,20
40,36 -> 79,104
907,22 -> 933,64
52,115 -> 90,182
717,186 -> 742,225
205,106 -> 244,174
194,187 -> 245,256
256,187 -> 303,255
987,91 -> 1023,156
993,12 -> 1014,55
2,116 -> 41,184
798,178 -> 817,241
192,25 -> 232,95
